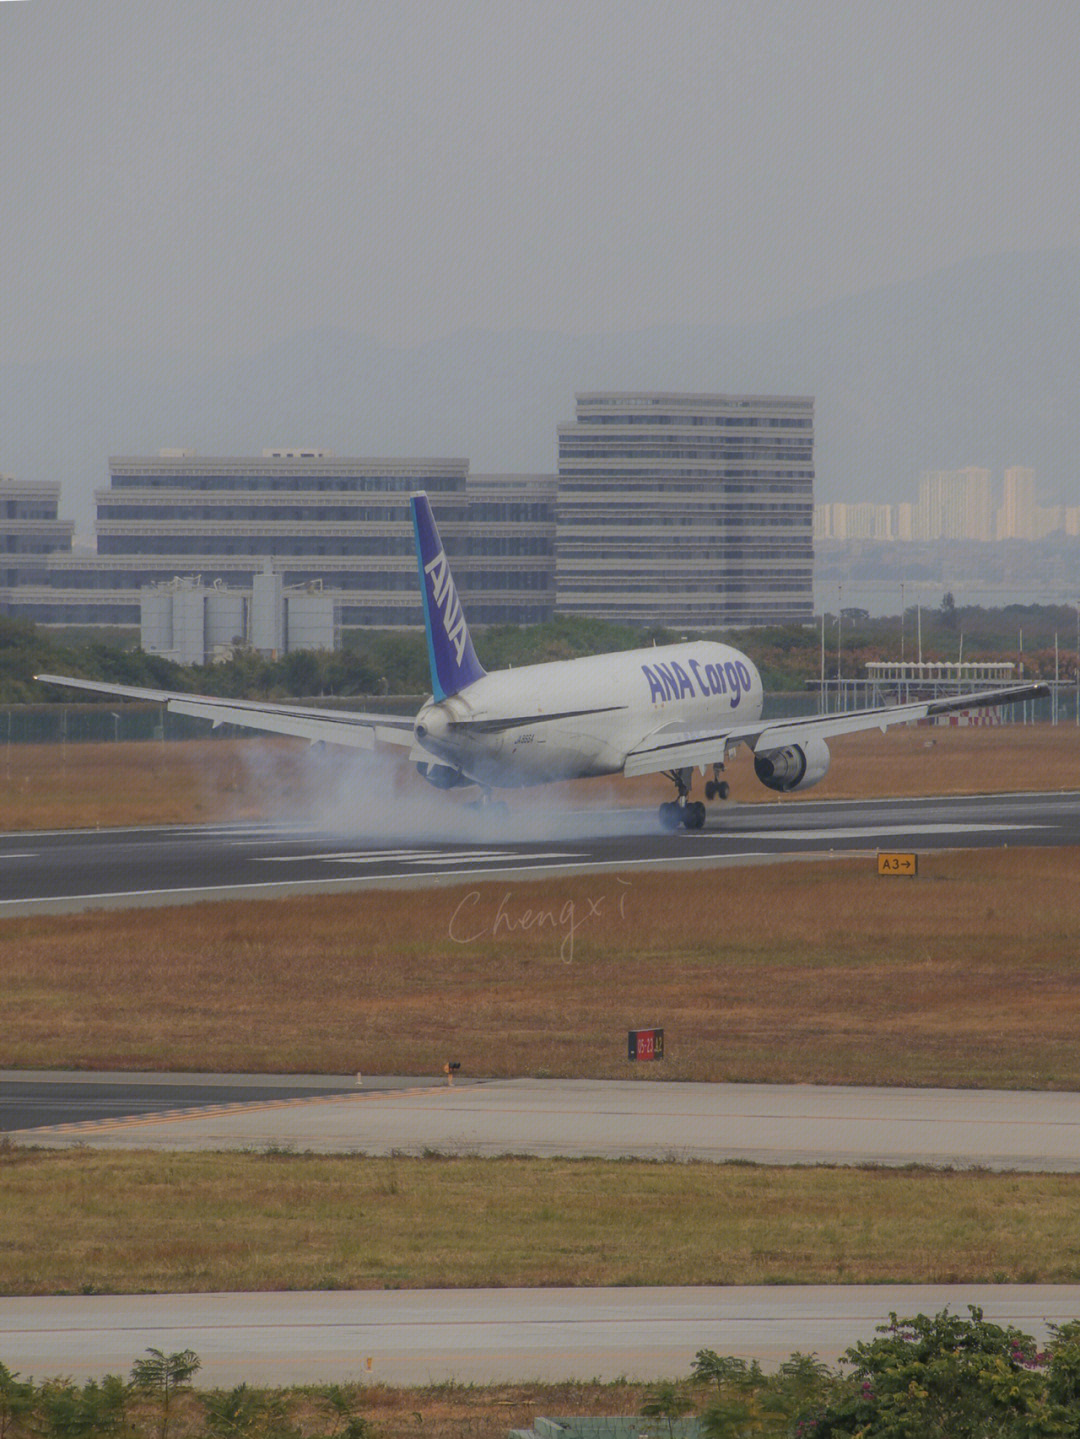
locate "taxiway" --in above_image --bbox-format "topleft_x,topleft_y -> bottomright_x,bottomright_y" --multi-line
5,1285 -> 1080,1385
10,1074 -> 1080,1171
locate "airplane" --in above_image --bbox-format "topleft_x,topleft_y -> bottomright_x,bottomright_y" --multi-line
38,492 -> 1049,831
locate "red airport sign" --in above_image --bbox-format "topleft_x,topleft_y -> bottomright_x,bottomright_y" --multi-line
628,1027 -> 664,1062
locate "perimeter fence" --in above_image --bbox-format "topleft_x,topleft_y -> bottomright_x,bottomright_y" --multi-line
0,686 -> 1066,746
0,695 -> 426,745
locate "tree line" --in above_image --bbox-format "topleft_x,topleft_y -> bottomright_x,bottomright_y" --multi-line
645,1307 -> 1080,1436
0,1349 -> 371,1439
6,1309 -> 1080,1439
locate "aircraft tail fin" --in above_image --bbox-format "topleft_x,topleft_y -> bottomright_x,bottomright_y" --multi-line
410,492 -> 486,700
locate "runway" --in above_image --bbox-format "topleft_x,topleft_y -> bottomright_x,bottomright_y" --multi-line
5,1285 -> 1080,1385
11,1075 -> 1080,1171
1,789 -> 1076,915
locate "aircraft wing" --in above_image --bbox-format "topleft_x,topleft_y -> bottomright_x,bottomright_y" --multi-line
34,673 -> 416,750
622,682 -> 1050,778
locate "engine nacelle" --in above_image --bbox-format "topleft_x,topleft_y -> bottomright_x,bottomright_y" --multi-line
415,760 -> 471,790
753,737 -> 830,793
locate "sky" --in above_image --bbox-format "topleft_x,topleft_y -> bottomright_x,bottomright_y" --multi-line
3,0 -> 1080,364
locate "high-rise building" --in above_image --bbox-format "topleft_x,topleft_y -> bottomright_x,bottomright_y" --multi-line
555,392 -> 814,626
917,468 -> 993,541
998,466 -> 1037,540
872,505 -> 894,541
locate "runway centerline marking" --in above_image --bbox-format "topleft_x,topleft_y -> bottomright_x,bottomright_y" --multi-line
405,850 -> 584,865
254,847 -> 440,862
256,848 -> 586,865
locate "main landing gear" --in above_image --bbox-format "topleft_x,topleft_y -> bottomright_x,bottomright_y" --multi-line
467,788 -> 509,821
658,763 -> 729,831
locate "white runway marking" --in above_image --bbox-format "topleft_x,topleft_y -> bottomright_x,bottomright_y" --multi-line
714,822 -> 1042,841
404,850 -> 584,865
256,847 -> 440,862
257,848 -> 586,865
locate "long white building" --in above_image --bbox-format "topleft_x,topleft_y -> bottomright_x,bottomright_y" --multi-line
7,453 -> 555,629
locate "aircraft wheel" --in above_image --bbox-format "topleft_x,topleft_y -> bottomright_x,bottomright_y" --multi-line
717,781 -> 730,800
704,780 -> 718,800
684,800 -> 707,829
658,801 -> 682,832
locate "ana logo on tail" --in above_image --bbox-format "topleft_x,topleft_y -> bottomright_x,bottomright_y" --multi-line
411,491 -> 486,699
424,548 -> 470,665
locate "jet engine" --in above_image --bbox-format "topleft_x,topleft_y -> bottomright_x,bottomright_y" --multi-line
753,737 -> 830,793
415,760 -> 471,790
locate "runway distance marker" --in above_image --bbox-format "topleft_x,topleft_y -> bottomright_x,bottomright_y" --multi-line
878,852 -> 918,877
628,1027 -> 664,1061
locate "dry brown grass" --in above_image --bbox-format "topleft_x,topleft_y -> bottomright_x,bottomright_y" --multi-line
0,739 -> 269,830
1,721 -> 1077,832
5,848 -> 1080,1087
5,1147 -> 1080,1296
312,1382 -> 654,1439
130,1382 -> 658,1439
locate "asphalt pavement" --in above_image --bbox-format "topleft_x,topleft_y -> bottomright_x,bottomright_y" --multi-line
0,789 -> 1076,915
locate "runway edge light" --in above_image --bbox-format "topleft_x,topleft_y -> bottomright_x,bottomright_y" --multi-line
878,852 -> 918,877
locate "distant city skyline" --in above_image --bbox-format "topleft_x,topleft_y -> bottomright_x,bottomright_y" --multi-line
815,466 -> 1080,544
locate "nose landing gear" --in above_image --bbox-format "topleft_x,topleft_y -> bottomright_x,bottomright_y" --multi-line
704,762 -> 730,801
466,788 -> 510,821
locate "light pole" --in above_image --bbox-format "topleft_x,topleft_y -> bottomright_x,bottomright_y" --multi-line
837,582 -> 843,712
819,610 -> 826,715
900,581 -> 905,666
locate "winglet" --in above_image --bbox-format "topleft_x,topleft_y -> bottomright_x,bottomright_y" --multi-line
410,492 -> 486,701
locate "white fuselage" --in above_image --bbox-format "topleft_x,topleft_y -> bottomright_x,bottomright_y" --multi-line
413,640 -> 763,789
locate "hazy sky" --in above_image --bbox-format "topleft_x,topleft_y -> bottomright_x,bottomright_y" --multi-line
3,0 -> 1079,363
